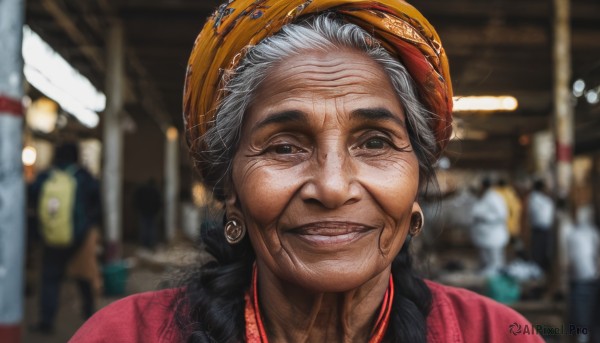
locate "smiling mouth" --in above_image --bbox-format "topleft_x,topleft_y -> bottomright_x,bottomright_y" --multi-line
287,221 -> 376,246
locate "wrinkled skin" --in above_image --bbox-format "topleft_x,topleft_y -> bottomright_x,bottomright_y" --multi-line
226,49 -> 422,342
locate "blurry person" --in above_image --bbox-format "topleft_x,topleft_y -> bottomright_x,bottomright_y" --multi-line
471,178 -> 510,276
29,142 -> 101,333
495,179 -> 523,243
567,205 -> 600,343
133,179 -> 162,250
527,179 -> 555,272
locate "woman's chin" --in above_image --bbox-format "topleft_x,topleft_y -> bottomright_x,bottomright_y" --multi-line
283,260 -> 389,293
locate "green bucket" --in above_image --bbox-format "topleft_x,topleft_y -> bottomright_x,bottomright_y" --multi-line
485,273 -> 520,304
102,261 -> 128,296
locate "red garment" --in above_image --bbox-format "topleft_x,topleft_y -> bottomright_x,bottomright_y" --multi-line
244,268 -> 394,343
70,281 -> 544,343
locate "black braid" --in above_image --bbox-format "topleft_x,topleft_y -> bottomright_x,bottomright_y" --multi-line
173,220 -> 254,343
386,240 -> 433,342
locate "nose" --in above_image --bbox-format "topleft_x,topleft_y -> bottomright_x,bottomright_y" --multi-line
299,147 -> 362,209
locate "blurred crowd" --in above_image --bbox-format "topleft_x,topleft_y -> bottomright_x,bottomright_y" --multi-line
422,175 -> 600,342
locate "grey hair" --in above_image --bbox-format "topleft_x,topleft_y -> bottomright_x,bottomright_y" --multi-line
199,14 -> 438,200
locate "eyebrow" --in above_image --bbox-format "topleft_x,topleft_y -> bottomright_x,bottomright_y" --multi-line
253,110 -> 308,131
252,107 -> 405,132
350,108 -> 405,128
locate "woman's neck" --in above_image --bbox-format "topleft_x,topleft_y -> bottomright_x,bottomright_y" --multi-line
256,262 -> 392,343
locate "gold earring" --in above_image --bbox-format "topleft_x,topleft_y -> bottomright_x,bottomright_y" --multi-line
224,220 -> 246,244
409,211 -> 424,236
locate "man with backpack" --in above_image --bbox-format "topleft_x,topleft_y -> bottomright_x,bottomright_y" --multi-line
29,142 -> 101,333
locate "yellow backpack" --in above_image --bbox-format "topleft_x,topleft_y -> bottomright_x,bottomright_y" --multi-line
38,167 -> 77,247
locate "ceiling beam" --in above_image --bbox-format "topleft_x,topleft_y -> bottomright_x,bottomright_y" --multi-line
96,0 -> 172,132
41,0 -> 104,72
413,0 -> 599,21
41,0 -> 138,104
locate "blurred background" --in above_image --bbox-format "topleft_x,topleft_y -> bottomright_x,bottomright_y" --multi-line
0,0 -> 599,342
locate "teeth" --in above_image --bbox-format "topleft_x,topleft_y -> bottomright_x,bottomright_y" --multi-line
301,227 -> 364,235
299,232 -> 361,244
295,223 -> 368,236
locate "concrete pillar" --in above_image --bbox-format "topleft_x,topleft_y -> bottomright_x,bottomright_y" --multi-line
553,0 -> 573,198
0,0 -> 25,341
164,127 -> 179,242
102,21 -> 125,262
550,0 -> 573,300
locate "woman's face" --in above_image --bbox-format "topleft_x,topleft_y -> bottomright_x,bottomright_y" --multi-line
228,49 -> 421,292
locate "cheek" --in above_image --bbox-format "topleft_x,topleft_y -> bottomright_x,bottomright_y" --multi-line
364,153 -> 419,208
233,158 -> 301,228
359,157 -> 419,251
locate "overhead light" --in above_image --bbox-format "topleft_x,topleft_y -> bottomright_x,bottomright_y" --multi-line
453,96 -> 518,112
22,26 -> 105,128
26,97 -> 59,133
166,127 -> 178,141
586,89 -> 599,105
22,146 -> 37,166
573,79 -> 586,97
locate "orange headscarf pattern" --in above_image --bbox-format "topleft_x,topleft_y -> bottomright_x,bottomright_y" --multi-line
183,0 -> 453,156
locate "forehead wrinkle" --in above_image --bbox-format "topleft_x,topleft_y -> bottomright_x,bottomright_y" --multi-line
285,59 -> 380,74
250,49 -> 403,128
263,76 -> 378,101
283,50 -> 376,67
275,62 -> 385,84
271,52 -> 385,80
272,70 -> 389,100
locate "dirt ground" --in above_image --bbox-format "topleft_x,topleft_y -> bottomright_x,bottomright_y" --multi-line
23,266 -> 165,343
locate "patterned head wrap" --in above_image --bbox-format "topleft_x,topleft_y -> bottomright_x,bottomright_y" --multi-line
183,0 -> 453,157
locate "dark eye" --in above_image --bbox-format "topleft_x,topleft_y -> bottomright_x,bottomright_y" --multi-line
364,138 -> 387,149
274,144 -> 296,154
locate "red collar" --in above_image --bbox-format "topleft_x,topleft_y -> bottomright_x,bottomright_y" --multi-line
244,267 -> 394,342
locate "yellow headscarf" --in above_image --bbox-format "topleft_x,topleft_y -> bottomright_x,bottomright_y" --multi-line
183,0 -> 453,156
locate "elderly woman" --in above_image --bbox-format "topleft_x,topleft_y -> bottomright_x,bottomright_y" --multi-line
71,1 -> 542,342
